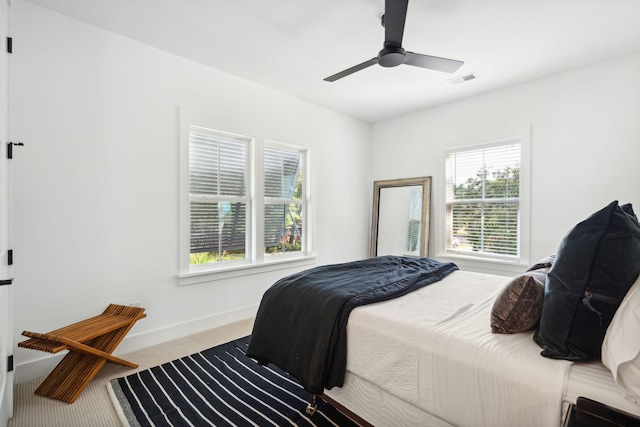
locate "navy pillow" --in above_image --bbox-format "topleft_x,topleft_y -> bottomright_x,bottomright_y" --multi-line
533,201 -> 640,361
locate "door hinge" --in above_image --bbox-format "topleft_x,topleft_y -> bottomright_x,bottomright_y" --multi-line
7,355 -> 13,372
7,141 -> 24,159
6,37 -> 12,54
0,278 -> 13,286
8,249 -> 12,265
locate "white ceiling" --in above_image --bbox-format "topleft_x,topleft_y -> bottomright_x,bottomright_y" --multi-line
24,0 -> 640,123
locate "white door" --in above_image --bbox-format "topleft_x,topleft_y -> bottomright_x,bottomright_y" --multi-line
0,0 -> 13,426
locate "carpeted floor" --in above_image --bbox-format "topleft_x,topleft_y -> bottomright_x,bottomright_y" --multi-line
8,318 -> 254,427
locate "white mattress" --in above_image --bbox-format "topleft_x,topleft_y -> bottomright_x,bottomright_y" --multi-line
335,270 -> 639,427
325,370 -> 454,427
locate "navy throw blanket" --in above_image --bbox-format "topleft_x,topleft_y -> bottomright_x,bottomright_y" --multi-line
246,256 -> 458,394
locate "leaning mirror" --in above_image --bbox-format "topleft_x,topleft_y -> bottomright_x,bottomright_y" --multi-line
370,177 -> 431,258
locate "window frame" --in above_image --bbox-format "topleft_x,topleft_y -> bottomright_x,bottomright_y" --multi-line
179,108 -> 314,285
437,124 -> 531,273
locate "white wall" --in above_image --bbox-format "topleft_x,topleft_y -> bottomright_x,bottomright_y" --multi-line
372,53 -> 640,274
10,1 -> 372,382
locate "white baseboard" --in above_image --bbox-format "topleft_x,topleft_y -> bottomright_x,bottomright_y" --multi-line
14,304 -> 258,384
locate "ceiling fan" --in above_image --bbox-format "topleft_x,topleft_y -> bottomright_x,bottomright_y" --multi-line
324,0 -> 464,82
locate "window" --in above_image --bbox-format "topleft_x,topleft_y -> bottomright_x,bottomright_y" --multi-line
179,109 -> 311,281
444,140 -> 524,262
264,145 -> 304,257
189,128 -> 250,264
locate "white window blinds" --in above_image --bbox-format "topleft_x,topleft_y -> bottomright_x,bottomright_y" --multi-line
445,142 -> 520,258
264,146 -> 304,256
189,128 -> 250,263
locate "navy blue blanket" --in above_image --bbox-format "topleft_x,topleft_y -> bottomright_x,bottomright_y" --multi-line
246,256 -> 458,394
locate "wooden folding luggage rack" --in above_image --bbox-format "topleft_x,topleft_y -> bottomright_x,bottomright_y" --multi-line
18,304 -> 146,403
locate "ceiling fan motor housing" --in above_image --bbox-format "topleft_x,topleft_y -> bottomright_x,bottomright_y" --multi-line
378,44 -> 406,67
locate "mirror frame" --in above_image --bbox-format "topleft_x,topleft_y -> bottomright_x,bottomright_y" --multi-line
370,176 -> 432,258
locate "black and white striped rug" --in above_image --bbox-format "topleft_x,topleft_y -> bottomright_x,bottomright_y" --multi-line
108,336 -> 361,427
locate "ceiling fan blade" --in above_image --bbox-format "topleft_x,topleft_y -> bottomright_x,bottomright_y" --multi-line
323,57 -> 378,82
404,52 -> 464,73
384,0 -> 409,47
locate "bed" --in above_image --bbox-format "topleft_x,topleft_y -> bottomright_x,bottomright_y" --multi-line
247,201 -> 640,426
322,270 -> 640,426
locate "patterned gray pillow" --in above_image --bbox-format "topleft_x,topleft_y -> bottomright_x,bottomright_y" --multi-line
491,267 -> 549,334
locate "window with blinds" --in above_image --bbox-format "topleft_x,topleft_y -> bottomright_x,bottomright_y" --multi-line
189,128 -> 250,264
264,146 -> 304,256
445,142 -> 521,259
180,110 -> 312,279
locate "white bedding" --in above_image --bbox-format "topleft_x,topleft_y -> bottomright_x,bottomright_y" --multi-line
344,271 -> 505,409
341,270 -> 574,427
425,287 -> 571,426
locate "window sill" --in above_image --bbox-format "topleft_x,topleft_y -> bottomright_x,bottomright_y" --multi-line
178,255 -> 317,286
436,252 -> 529,277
